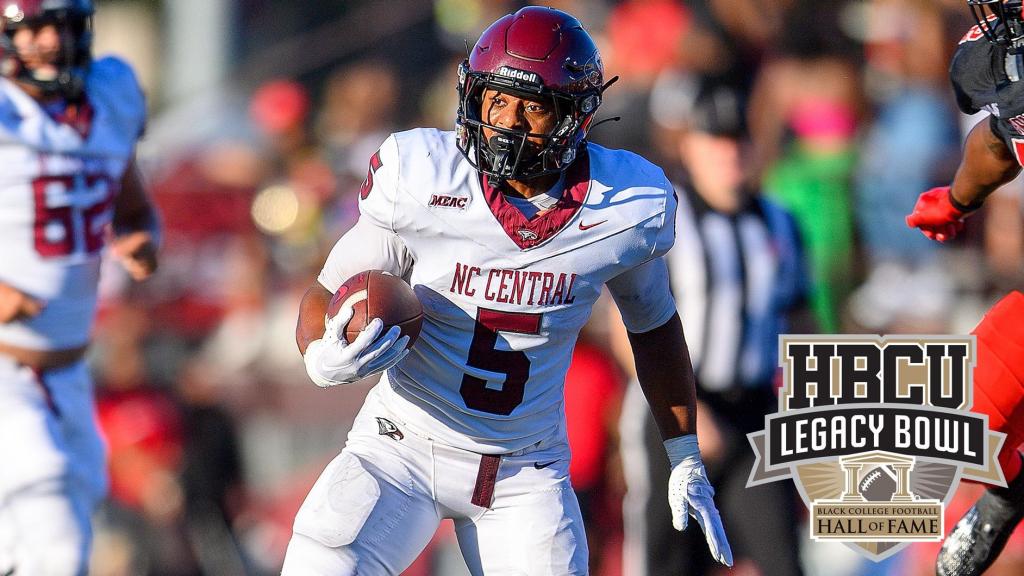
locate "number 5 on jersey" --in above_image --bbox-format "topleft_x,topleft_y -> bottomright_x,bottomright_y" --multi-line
460,308 -> 542,415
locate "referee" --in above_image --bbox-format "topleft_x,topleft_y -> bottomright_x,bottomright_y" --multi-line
616,80 -> 812,576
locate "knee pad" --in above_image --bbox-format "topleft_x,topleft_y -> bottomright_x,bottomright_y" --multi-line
292,452 -> 381,548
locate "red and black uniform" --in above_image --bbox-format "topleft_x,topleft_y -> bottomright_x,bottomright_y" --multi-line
952,20 -> 1024,166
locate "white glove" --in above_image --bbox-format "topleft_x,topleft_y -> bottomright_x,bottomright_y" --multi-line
665,434 -> 734,567
303,305 -> 410,388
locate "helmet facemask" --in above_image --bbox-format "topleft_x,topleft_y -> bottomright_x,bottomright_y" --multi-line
456,60 -> 601,185
969,0 -> 1024,52
1,2 -> 93,100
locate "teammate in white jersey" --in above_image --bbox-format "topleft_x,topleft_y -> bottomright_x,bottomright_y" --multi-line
0,2 -> 159,574
284,7 -> 731,575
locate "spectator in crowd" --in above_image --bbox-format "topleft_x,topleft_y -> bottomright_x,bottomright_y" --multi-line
848,0 -> 962,333
749,0 -> 863,333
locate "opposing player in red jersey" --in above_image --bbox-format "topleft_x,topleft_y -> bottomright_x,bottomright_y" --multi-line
0,1 -> 159,574
906,1 -> 1024,574
282,7 -> 731,575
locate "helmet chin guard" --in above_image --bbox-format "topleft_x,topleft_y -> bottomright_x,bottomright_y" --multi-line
455,6 -> 610,184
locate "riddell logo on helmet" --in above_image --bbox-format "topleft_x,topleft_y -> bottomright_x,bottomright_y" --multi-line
496,66 -> 540,85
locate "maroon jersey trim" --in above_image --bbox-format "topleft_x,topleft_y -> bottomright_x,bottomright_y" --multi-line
50,98 -> 95,140
479,150 -> 591,250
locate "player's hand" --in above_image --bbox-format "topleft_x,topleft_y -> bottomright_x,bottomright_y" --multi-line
905,186 -> 972,243
303,305 -> 410,388
0,283 -> 44,323
666,434 -> 733,567
112,231 -> 159,281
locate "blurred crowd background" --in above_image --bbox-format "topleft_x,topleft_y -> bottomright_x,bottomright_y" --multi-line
85,0 -> 1024,575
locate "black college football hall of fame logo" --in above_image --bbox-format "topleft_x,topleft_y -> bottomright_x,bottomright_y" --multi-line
747,336 -> 1007,561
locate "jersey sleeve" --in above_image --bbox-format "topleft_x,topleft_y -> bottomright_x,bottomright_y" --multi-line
88,57 -> 147,142
652,185 -> 678,259
317,218 -> 414,292
319,134 -> 412,292
606,256 -> 677,333
949,36 -> 996,116
356,134 -> 401,232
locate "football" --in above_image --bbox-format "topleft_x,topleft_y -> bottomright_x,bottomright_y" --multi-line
858,465 -> 899,502
328,270 -> 423,346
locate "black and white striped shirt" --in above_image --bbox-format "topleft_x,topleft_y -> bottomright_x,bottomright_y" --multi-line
669,185 -> 808,392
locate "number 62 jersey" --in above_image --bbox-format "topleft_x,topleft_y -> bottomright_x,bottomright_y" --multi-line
0,57 -> 145,351
318,128 -> 678,454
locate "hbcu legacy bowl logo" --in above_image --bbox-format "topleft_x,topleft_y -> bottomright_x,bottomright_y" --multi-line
748,335 -> 1006,561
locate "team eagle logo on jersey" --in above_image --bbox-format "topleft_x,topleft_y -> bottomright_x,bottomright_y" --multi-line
376,417 -> 404,441
516,228 -> 539,241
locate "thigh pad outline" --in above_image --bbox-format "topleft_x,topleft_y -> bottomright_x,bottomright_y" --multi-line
293,452 -> 382,548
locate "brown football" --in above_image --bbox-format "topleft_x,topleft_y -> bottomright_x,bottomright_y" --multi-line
328,270 -> 423,346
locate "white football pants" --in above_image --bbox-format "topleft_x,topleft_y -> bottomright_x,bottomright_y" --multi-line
0,356 -> 107,576
281,383 -> 588,575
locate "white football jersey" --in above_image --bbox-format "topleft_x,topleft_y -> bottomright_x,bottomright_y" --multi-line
0,58 -> 146,350
319,128 -> 677,453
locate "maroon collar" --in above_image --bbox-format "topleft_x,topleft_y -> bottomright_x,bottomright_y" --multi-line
479,151 -> 591,250
47,98 -> 94,139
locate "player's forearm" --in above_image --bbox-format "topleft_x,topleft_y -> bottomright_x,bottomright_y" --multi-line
112,158 -> 161,240
950,119 -> 1021,209
296,282 -> 332,354
627,312 -> 697,439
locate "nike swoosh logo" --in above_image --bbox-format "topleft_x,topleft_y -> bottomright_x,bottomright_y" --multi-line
578,220 -> 607,231
534,460 -> 558,469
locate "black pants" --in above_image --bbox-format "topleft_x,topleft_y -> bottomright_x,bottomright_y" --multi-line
621,382 -> 804,576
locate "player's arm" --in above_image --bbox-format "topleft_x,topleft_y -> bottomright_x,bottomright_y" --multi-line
297,216 -> 414,387
627,312 -> 697,438
908,117 -> 1021,242
111,153 -> 160,280
299,134 -> 415,387
607,257 -> 733,566
297,283 -> 332,355
952,118 -> 1020,208
607,258 -> 695,438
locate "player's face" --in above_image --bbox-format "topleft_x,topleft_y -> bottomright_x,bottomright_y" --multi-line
12,23 -> 61,77
480,88 -> 558,148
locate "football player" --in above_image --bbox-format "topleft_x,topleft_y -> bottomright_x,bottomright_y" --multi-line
0,1 -> 158,574
283,7 -> 732,575
906,1 -> 1024,574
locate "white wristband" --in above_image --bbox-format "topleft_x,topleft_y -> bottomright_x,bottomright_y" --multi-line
664,434 -> 701,469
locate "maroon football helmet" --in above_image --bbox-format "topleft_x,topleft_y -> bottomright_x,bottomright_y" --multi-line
0,0 -> 94,99
456,6 -> 610,182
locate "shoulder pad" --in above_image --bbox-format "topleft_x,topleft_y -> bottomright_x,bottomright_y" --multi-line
87,57 -> 146,140
950,37 -> 998,115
